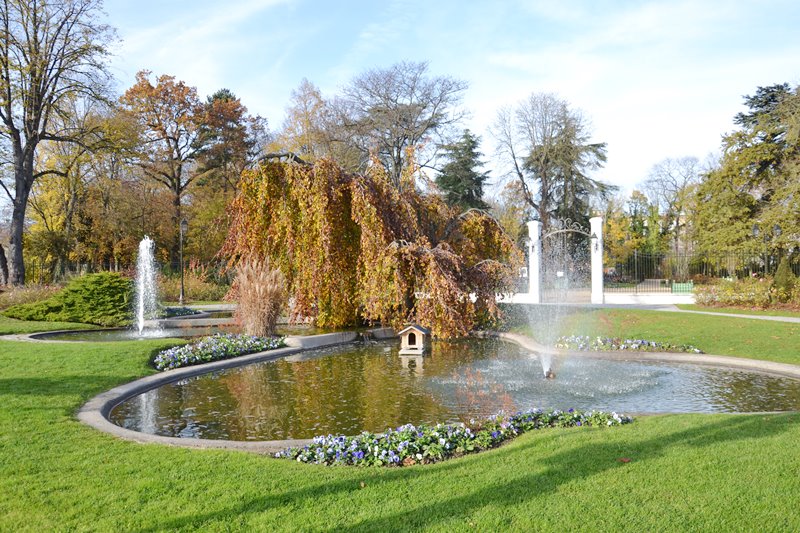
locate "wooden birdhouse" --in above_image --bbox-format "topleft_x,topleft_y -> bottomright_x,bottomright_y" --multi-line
398,324 -> 431,355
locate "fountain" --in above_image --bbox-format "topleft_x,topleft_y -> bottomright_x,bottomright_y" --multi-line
135,236 -> 160,335
539,352 -> 555,379
523,218 -> 596,380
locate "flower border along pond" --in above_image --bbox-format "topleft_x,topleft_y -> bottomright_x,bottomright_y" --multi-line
78,330 -> 800,456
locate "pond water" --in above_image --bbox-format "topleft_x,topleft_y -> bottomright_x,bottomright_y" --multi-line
109,338 -> 800,441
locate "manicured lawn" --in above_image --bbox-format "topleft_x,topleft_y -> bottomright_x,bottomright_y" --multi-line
0,315 -> 95,335
677,303 -> 800,319
521,307 -> 800,365
1,311 -> 799,531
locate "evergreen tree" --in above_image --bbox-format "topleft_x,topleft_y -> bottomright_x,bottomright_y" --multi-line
435,130 -> 490,209
693,83 -> 800,255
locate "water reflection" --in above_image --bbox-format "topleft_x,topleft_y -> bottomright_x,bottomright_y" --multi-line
110,338 -> 800,441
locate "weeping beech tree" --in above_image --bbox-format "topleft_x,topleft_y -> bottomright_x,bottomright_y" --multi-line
223,156 -> 521,338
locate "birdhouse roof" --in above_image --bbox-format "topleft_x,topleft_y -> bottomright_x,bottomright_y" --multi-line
398,325 -> 430,336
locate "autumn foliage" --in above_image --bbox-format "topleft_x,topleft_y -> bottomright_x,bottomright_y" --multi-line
222,157 -> 521,337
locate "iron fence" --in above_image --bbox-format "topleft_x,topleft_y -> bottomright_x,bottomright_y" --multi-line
605,251 -> 800,293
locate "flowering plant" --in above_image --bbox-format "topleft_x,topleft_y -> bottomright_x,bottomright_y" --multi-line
555,335 -> 703,354
276,408 -> 632,466
153,333 -> 285,371
160,307 -> 201,318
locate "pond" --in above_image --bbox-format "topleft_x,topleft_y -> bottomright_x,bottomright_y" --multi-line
109,338 -> 800,441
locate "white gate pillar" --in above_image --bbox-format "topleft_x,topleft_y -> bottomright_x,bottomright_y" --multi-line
589,216 -> 604,304
526,220 -> 542,304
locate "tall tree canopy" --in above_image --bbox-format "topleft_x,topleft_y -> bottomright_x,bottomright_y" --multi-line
694,83 -> 800,255
0,0 -> 113,285
222,157 -> 520,338
119,71 -> 206,267
492,93 -> 614,231
195,88 -> 267,192
332,61 -> 468,189
435,129 -> 490,210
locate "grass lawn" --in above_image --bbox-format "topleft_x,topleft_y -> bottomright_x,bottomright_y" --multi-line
0,315 -> 95,335
2,311 -> 800,531
676,303 -> 800,319
520,307 -> 800,365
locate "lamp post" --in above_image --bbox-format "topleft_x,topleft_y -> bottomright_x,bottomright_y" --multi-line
753,224 -> 764,275
179,218 -> 188,305
774,224 -> 782,272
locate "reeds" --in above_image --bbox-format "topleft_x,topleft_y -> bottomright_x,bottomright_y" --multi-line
233,257 -> 286,336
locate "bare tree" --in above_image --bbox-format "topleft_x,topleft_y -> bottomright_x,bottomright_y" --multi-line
641,156 -> 701,253
0,0 -> 113,285
492,93 -> 612,231
333,61 -> 468,189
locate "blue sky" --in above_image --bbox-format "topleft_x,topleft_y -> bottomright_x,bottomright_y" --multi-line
104,0 -> 800,194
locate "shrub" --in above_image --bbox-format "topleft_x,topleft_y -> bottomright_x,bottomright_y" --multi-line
0,285 -> 61,311
2,272 -> 132,326
234,257 -> 286,336
158,273 -> 229,302
695,277 -> 772,308
153,333 -> 285,371
277,409 -> 633,467
772,257 -> 796,303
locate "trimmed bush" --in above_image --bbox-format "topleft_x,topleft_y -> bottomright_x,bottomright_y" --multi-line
2,272 -> 132,327
773,257 -> 796,303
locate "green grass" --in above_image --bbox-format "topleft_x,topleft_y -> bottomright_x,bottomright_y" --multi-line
1,311 -> 800,531
521,308 -> 800,365
677,303 -> 800,319
0,315 -> 95,335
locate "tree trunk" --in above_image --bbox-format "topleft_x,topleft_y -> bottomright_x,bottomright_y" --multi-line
8,200 -> 27,286
8,149 -> 35,286
0,243 -> 8,286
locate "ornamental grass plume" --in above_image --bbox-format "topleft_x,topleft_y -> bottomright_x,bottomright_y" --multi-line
234,257 -> 286,336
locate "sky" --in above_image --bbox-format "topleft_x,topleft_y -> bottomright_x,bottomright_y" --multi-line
102,0 -> 800,195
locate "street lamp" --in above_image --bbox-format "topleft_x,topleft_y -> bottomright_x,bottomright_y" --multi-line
179,218 -> 188,305
753,223 -> 765,275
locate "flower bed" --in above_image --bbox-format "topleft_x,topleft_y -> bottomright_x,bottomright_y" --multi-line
695,277 -> 773,308
160,307 -> 201,318
153,333 -> 285,371
555,335 -> 703,353
276,409 -> 632,466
